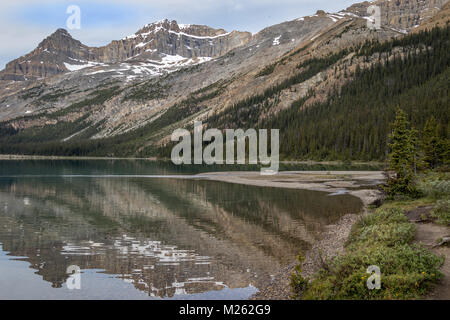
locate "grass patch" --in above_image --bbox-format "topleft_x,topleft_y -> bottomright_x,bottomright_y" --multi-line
431,199 -> 450,226
418,172 -> 450,199
292,207 -> 444,300
418,172 -> 450,225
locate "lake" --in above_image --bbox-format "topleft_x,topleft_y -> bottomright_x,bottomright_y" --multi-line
0,160 -> 364,299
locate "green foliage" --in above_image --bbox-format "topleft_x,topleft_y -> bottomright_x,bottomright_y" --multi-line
297,208 -> 444,300
122,81 -> 169,102
417,173 -> 450,199
290,254 -> 308,299
50,86 -> 121,118
0,115 -> 91,144
209,25 -> 449,161
0,85 -> 122,155
19,84 -> 44,100
385,108 -> 419,197
417,173 -> 450,225
349,219 -> 416,247
256,63 -> 277,77
208,49 -> 349,130
0,26 -> 449,160
431,199 -> 450,226
357,26 -> 448,57
38,89 -> 75,103
295,50 -> 348,71
422,116 -> 446,169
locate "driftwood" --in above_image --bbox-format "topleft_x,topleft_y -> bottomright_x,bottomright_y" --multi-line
433,237 -> 450,248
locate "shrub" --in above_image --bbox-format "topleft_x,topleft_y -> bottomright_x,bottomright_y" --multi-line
431,199 -> 450,226
297,208 -> 444,300
290,254 -> 308,299
417,173 -> 450,199
348,208 -> 415,247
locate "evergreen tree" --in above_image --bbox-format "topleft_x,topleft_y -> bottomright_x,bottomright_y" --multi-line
386,108 -> 417,196
422,116 -> 442,169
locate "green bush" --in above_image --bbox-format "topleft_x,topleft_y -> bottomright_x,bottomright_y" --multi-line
417,173 -> 450,199
348,208 -> 415,247
290,255 -> 308,299
348,222 -> 416,247
296,208 -> 444,300
431,199 -> 450,226
303,244 -> 443,300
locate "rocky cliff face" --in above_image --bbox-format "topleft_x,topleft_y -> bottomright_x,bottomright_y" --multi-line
94,19 -> 252,63
0,29 -> 94,81
346,0 -> 449,31
0,20 -> 251,81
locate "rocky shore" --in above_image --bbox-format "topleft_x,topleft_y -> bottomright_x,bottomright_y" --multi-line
250,213 -> 362,300
197,171 -> 384,300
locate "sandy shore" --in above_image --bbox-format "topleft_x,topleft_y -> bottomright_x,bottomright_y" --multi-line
196,170 -> 385,300
198,171 -> 385,207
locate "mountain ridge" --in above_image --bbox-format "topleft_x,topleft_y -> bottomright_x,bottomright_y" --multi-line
3,0 -> 448,82
0,0 -> 448,160
0,19 -> 252,81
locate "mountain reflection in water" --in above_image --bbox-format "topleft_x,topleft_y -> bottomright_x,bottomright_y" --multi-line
0,160 -> 363,299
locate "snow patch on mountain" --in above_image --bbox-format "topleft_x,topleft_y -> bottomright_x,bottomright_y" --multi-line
64,61 -> 105,71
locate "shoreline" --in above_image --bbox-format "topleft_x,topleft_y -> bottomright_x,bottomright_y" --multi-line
0,154 -> 158,161
195,171 -> 385,300
251,213 -> 363,300
0,154 -> 383,166
198,171 -> 384,207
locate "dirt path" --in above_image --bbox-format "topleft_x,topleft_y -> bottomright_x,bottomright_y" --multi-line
416,223 -> 450,300
406,208 -> 450,300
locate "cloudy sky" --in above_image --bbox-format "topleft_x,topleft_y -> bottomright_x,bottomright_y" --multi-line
0,0 -> 357,68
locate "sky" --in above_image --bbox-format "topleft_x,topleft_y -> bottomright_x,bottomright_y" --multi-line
0,0 -> 358,68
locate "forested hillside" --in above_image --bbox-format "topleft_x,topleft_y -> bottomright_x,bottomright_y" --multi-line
0,25 -> 448,161
163,25 -> 450,161
261,26 -> 449,160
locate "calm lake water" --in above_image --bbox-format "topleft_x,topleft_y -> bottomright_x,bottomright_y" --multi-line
0,160 -> 364,299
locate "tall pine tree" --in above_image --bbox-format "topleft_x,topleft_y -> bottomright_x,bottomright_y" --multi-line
422,116 -> 443,169
386,108 -> 418,196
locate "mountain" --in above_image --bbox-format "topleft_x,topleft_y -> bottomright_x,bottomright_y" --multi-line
346,0 -> 448,31
105,19 -> 252,62
0,29 -> 93,81
0,19 -> 252,81
0,0 -> 448,160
